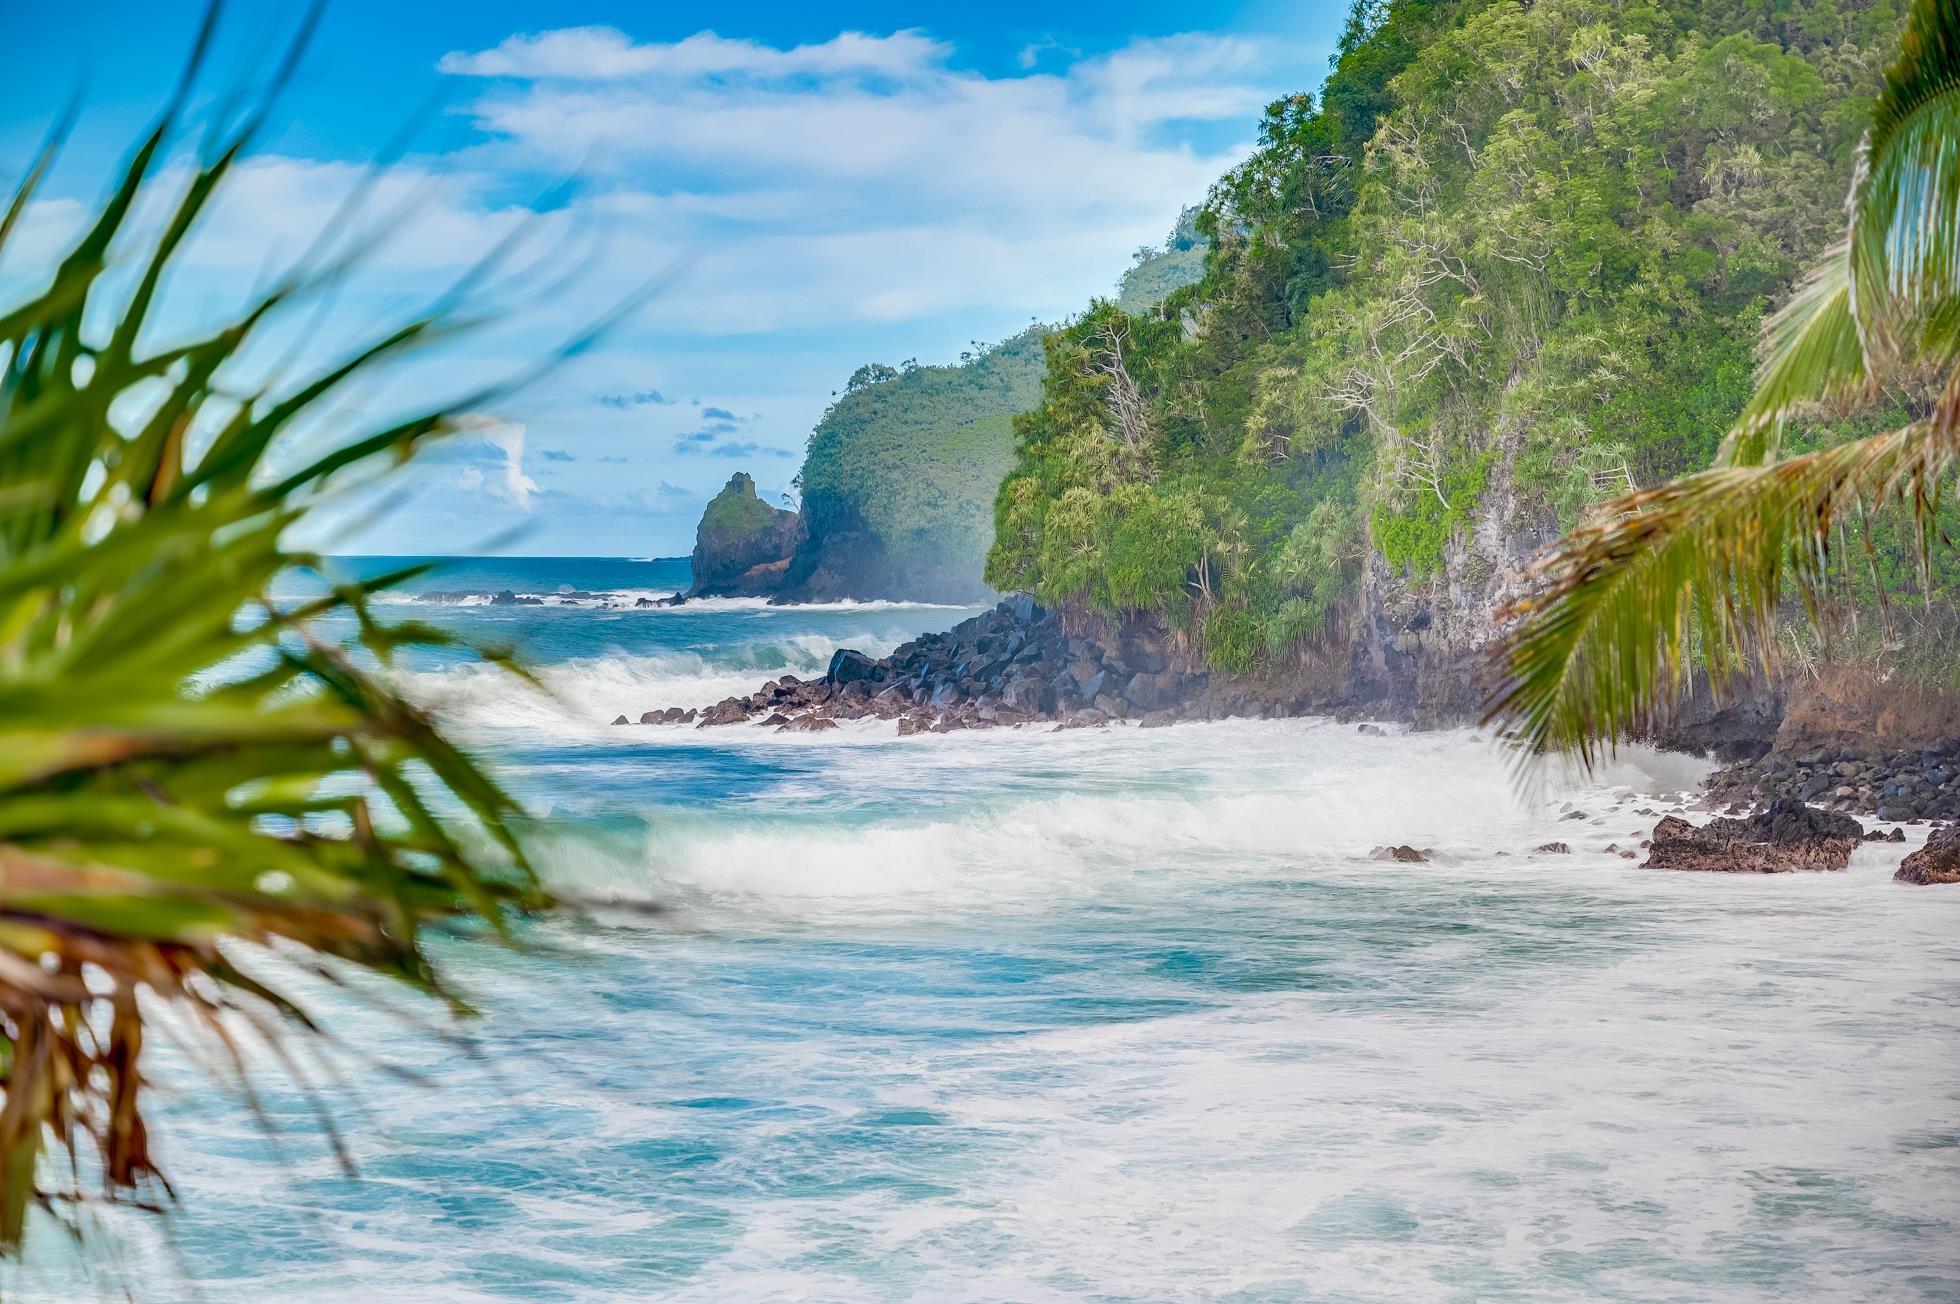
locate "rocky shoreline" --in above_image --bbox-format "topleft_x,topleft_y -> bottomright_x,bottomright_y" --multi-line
614,595 -> 1324,736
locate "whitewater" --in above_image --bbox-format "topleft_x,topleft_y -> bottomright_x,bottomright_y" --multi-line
11,556 -> 1959,1303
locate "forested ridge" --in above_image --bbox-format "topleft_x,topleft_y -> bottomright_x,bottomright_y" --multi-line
985,0 -> 1924,677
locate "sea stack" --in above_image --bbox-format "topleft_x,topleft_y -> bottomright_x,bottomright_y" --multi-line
687,472 -> 804,597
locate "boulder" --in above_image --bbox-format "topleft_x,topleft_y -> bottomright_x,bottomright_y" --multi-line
1645,799 -> 1862,873
1370,845 -> 1430,863
1534,842 -> 1571,854
999,593 -> 1041,625
827,648 -> 879,686
1896,824 -> 1960,884
695,698 -> 752,728
779,715 -> 840,733
611,715 -> 630,726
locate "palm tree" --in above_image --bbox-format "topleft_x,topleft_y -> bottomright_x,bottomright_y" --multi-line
0,28 -> 552,1250
1487,0 -> 1960,765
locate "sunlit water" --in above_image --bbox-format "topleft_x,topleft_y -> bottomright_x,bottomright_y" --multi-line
11,558 -> 1960,1303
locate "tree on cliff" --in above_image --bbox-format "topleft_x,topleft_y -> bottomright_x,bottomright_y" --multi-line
0,28 -> 553,1252
1490,0 -> 1960,764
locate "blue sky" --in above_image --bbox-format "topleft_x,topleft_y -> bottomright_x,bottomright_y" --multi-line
6,1 -> 1345,556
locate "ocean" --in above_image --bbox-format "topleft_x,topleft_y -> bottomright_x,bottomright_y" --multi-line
11,556 -> 1960,1303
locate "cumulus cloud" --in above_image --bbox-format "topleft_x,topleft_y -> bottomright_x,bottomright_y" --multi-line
699,405 -> 737,421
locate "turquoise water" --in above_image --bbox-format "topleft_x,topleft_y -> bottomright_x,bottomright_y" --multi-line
11,557 -> 1960,1302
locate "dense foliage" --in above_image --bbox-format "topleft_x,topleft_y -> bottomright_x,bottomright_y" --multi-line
988,0 -> 1908,671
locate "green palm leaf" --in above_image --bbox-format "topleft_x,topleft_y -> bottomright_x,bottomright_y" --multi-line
0,43 -> 551,1249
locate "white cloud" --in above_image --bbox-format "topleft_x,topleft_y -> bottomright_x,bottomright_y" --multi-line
425,28 -> 1292,335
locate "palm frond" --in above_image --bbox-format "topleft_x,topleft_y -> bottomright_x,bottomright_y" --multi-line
1855,0 -> 1960,346
1723,247 -> 1870,465
1487,404 -> 1960,765
0,46 -> 550,1251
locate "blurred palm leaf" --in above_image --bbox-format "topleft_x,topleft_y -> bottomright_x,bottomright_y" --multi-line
0,26 -> 548,1249
1487,0 -> 1960,762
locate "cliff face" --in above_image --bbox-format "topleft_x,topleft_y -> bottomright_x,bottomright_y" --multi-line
688,473 -> 805,597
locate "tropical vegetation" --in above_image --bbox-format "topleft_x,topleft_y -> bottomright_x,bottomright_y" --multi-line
986,0 -> 1915,674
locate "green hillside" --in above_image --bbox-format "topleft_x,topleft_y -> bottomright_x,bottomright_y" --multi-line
988,0 -> 1929,672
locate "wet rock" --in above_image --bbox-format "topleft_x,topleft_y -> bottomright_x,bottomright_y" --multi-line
1896,824 -> 1960,884
1534,842 -> 1571,854
611,715 -> 630,726
778,715 -> 839,733
1645,799 -> 1862,873
1370,845 -> 1430,863
1356,723 -> 1387,737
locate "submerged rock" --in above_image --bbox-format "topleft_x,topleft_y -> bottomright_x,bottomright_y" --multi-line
1644,799 -> 1862,873
1896,824 -> 1960,884
1370,845 -> 1430,863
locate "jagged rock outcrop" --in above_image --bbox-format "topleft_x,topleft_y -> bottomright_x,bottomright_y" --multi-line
688,473 -> 805,597
1644,800 -> 1863,873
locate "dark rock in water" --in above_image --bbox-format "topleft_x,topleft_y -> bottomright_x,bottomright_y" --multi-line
1370,845 -> 1430,863
1896,824 -> 1960,884
1645,799 -> 1862,873
1889,826 -> 1907,843
897,715 -> 929,736
1559,810 -> 1588,822
492,589 -> 543,606
779,715 -> 839,733
1534,842 -> 1570,854
611,715 -> 630,726
1356,723 -> 1387,737
827,648 -> 879,686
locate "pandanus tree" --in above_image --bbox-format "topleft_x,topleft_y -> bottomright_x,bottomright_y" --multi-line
1488,0 -> 1960,764
0,22 -> 556,1251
